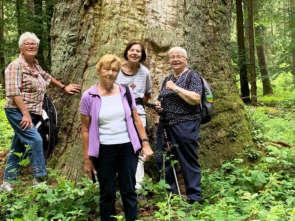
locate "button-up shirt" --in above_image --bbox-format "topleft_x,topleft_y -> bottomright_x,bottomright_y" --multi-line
4,54 -> 52,115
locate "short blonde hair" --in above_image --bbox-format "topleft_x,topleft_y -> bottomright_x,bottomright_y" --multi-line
19,32 -> 40,48
168,47 -> 188,58
96,54 -> 121,73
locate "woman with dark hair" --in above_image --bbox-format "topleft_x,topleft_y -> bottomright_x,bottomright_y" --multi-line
116,41 -> 152,190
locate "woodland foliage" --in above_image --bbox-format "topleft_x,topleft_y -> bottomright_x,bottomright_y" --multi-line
0,0 -> 294,220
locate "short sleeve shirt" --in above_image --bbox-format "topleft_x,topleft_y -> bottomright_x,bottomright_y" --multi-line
116,64 -> 152,116
159,68 -> 202,125
5,55 -> 52,115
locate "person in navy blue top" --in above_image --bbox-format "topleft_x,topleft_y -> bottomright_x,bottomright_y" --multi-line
155,46 -> 203,203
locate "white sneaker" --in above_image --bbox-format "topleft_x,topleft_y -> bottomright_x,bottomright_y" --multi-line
0,181 -> 13,192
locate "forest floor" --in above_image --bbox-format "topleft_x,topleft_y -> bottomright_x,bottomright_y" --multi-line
0,76 -> 294,220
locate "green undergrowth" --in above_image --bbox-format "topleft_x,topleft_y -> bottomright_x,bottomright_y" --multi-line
0,170 -> 99,221
257,72 -> 295,109
1,142 -> 293,220
0,77 -> 294,220
0,86 -> 13,151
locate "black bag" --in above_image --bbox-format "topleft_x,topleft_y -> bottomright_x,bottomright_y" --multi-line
36,94 -> 58,159
185,71 -> 214,124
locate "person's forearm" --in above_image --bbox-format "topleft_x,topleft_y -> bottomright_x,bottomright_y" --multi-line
81,115 -> 91,160
173,86 -> 200,105
13,96 -> 30,116
50,76 -> 66,90
82,131 -> 90,160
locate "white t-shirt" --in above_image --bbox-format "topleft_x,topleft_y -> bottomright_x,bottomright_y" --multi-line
116,64 -> 152,117
99,94 -> 130,145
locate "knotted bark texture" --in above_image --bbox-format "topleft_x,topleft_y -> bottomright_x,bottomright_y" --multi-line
49,0 -> 253,180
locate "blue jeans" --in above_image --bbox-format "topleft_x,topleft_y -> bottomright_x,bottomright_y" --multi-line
4,108 -> 47,181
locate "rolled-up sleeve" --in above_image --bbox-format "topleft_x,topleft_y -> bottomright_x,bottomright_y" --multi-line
5,62 -> 22,97
80,92 -> 90,116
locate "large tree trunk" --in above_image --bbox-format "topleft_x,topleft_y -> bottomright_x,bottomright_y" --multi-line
247,0 -> 257,104
50,0 -> 253,180
0,0 -> 4,86
184,0 -> 253,167
236,0 -> 250,103
255,25 -> 273,95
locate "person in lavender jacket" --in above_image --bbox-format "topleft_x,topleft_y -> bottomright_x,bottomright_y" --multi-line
80,54 -> 153,221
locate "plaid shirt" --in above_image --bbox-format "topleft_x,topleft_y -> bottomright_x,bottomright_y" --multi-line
5,54 -> 52,115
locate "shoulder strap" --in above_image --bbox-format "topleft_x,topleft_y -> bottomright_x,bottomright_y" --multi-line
160,74 -> 173,91
184,69 -> 197,88
124,85 -> 133,111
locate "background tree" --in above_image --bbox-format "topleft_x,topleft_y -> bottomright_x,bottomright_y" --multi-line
236,0 -> 250,103
289,0 -> 295,85
246,0 -> 257,104
0,0 -> 4,86
254,0 -> 273,95
255,24 -> 273,95
49,0 -> 253,180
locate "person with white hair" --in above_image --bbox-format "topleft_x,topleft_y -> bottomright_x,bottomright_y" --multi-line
0,32 -> 81,191
155,46 -> 203,204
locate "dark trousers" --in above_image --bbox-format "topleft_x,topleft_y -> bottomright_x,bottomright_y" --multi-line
91,142 -> 138,221
157,120 -> 202,202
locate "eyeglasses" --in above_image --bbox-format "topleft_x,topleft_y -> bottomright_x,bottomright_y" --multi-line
23,42 -> 38,47
168,55 -> 186,60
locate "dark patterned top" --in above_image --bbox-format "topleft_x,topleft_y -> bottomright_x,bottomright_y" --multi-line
158,69 -> 202,125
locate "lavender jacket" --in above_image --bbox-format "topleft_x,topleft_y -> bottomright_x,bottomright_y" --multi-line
79,84 -> 141,157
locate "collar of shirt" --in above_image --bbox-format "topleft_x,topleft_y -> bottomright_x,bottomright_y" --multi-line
88,83 -> 128,97
172,67 -> 189,79
18,54 -> 41,77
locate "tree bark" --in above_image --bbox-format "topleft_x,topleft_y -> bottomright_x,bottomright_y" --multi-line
49,0 -> 253,180
184,0 -> 253,168
0,0 -> 4,86
247,0 -> 257,104
255,25 -> 273,95
236,0 -> 250,103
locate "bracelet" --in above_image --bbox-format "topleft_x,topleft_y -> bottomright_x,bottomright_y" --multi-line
174,87 -> 180,94
141,138 -> 149,143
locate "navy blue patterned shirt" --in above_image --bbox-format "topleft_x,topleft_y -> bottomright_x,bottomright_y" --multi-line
159,69 -> 202,125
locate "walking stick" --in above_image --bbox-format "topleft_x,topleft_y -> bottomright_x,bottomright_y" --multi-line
162,125 -> 181,196
145,103 -> 181,195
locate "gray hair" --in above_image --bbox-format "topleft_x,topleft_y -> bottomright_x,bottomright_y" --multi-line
168,47 -> 188,58
18,32 -> 40,48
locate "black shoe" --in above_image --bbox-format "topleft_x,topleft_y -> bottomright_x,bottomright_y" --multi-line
187,199 -> 204,205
